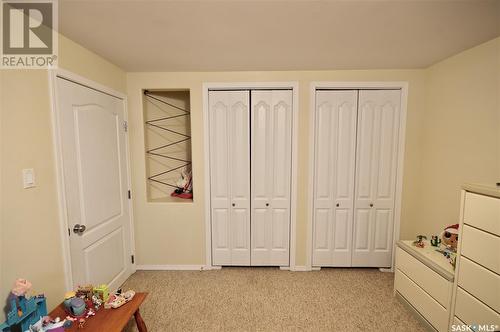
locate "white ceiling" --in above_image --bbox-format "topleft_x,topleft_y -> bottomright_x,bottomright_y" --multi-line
59,0 -> 500,72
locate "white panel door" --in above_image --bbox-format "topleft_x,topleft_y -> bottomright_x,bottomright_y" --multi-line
251,90 -> 292,266
209,91 -> 251,265
312,90 -> 358,266
352,90 -> 401,267
56,77 -> 132,291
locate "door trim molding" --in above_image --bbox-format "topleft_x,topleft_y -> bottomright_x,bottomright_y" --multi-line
307,81 -> 409,271
202,82 -> 299,269
48,68 -> 136,291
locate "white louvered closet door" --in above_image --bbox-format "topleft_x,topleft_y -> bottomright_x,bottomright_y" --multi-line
312,90 -> 358,266
352,90 -> 401,267
251,90 -> 293,266
209,91 -> 251,266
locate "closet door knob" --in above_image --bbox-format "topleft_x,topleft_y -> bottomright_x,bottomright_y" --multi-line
336,203 -> 339,207
370,203 -> 373,207
232,203 -> 235,207
266,203 -> 269,207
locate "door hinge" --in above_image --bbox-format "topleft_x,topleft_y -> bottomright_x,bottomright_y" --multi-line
131,255 -> 135,264
123,121 -> 128,132
128,190 -> 131,199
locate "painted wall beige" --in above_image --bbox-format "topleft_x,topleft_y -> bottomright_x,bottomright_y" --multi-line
127,70 -> 426,267
1,31 -> 498,322
415,37 -> 500,237
0,34 -> 126,320
128,37 -> 499,268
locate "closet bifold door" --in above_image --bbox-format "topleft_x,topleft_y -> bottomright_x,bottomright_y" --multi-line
250,90 -> 293,266
352,90 -> 401,267
312,90 -> 358,267
209,90 -> 251,266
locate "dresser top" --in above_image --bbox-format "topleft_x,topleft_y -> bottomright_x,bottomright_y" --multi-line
462,183 -> 500,199
397,240 -> 455,281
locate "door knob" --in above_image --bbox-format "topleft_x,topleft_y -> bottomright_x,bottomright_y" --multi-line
73,224 -> 86,234
336,203 -> 339,207
266,203 -> 269,207
370,203 -> 374,207
232,203 -> 235,207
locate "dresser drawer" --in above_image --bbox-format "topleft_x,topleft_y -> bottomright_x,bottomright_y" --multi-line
455,287 -> 500,327
461,225 -> 500,274
464,192 -> 500,236
458,257 -> 500,312
395,270 -> 448,332
396,247 -> 451,308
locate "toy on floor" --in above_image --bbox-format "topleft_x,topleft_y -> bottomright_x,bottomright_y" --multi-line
412,235 -> 427,248
441,224 -> 459,251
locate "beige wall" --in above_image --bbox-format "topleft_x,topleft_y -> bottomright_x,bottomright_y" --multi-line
0,34 -> 126,320
1,30 -> 498,321
128,38 -> 499,268
127,70 -> 426,267
415,37 -> 500,237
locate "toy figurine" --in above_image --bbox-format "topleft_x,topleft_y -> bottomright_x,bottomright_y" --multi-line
78,318 -> 86,329
413,235 -> 427,248
92,294 -> 103,310
430,235 -> 441,247
441,224 -> 459,251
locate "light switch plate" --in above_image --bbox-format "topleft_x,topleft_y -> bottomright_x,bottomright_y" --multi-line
22,168 -> 35,188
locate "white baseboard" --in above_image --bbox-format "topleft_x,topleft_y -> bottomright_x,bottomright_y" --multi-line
136,265 -> 205,271
290,266 -> 312,272
136,265 -> 318,272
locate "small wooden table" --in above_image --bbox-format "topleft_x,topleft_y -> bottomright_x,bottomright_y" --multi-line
49,292 -> 148,332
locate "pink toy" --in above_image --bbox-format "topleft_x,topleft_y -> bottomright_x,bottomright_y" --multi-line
11,279 -> 32,297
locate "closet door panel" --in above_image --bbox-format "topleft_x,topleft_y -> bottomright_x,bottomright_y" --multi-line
272,101 -> 290,201
333,209 -> 350,250
352,90 -> 400,267
251,90 -> 292,266
354,209 -> 371,251
312,90 -> 357,267
209,90 -> 250,266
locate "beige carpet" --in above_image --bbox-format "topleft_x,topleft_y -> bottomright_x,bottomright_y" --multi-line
122,267 -> 426,332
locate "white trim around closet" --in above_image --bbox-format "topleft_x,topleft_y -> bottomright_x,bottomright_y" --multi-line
202,82 -> 299,270
307,81 -> 408,272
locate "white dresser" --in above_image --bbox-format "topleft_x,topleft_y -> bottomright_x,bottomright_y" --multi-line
395,240 -> 454,332
451,184 -> 500,331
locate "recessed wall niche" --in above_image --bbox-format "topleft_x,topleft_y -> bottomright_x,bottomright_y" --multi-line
143,90 -> 192,202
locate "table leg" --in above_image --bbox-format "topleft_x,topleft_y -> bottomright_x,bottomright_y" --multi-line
134,308 -> 147,332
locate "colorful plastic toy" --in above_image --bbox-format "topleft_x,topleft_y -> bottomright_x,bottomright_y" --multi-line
94,284 -> 110,302
0,294 -> 47,332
